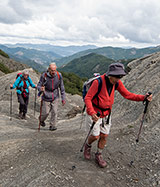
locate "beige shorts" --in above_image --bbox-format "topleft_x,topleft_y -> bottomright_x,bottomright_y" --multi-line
85,113 -> 112,136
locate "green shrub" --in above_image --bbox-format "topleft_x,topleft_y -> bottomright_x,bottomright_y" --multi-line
0,49 -> 9,58
0,62 -> 12,74
60,71 -> 84,95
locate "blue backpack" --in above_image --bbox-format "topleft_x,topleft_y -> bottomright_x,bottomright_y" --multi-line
82,74 -> 102,112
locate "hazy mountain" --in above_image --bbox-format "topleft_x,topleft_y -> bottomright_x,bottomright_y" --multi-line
0,49 -> 83,95
55,45 -> 160,66
0,44 -> 61,68
58,53 -> 115,78
6,43 -> 97,57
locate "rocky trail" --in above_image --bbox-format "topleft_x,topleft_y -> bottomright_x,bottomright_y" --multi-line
0,52 -> 160,187
1,106 -> 158,187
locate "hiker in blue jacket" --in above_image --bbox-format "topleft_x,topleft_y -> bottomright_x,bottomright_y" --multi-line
10,70 -> 37,119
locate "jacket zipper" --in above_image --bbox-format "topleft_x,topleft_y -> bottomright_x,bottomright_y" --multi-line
52,78 -> 54,101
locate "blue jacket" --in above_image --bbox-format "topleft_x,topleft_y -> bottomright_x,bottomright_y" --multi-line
12,74 -> 36,94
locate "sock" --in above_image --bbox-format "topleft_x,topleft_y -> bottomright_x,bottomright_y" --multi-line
97,148 -> 103,154
87,142 -> 92,147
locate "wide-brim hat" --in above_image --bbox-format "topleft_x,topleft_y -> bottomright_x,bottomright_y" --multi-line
106,62 -> 126,76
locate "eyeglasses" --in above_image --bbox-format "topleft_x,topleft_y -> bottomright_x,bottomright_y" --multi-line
112,75 -> 123,78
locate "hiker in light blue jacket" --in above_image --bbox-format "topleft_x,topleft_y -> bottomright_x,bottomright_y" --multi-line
10,70 -> 37,119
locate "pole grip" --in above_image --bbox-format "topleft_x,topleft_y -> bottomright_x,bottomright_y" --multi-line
144,92 -> 152,113
90,111 -> 101,129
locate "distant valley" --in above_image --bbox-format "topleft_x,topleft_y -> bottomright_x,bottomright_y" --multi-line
5,43 -> 97,57
1,43 -> 160,76
0,44 -> 61,72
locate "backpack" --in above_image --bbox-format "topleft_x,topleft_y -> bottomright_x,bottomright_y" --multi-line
16,73 -> 23,89
42,71 -> 60,84
16,73 -> 31,90
82,74 -> 102,113
38,71 -> 61,97
82,74 -> 102,100
16,72 -> 22,79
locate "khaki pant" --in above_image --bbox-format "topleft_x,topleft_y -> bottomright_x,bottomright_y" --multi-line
40,99 -> 59,127
85,113 -> 112,136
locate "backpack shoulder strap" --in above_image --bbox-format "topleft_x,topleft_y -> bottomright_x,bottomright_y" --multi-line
92,76 -> 102,100
41,72 -> 47,86
26,76 -> 32,86
97,77 -> 102,95
42,72 -> 47,79
17,75 -> 23,88
82,76 -> 102,113
56,71 -> 60,80
115,81 -> 119,90
44,72 -> 47,77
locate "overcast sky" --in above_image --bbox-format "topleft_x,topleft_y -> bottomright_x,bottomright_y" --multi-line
0,0 -> 160,47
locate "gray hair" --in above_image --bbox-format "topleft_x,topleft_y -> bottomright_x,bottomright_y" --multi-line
23,70 -> 29,75
49,62 -> 57,68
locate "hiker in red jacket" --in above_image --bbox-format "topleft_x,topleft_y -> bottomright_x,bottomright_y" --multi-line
84,63 -> 152,168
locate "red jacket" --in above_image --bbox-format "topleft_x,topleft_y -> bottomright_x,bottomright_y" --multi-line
85,74 -> 145,118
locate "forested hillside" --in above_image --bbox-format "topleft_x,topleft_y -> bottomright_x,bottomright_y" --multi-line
55,45 -> 160,66
58,53 -> 114,78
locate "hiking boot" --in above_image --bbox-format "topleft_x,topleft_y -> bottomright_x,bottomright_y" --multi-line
22,114 -> 27,120
95,152 -> 107,168
49,126 -> 57,131
19,112 -> 23,119
40,121 -> 46,127
84,144 -> 91,160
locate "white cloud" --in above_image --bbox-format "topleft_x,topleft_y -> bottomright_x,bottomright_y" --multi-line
0,0 -> 32,24
0,0 -> 160,47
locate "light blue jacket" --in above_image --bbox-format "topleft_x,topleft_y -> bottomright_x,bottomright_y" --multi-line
12,74 -> 36,94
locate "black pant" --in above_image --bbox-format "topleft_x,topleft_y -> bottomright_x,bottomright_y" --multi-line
17,93 -> 29,114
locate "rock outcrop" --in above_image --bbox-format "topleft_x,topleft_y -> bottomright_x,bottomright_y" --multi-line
0,70 -> 4,76
0,54 -> 28,72
113,52 -> 160,126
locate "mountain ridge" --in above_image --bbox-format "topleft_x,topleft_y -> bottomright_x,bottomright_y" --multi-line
55,45 -> 160,66
58,53 -> 132,78
0,44 -> 60,69
5,43 -> 98,57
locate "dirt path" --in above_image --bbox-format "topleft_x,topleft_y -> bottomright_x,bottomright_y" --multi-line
0,68 -> 160,187
0,110 -> 159,187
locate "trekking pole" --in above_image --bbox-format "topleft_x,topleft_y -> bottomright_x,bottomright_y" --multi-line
80,105 -> 86,129
10,90 -> 12,121
38,84 -> 45,131
38,98 -> 43,131
136,92 -> 152,143
130,92 -> 152,166
34,88 -> 37,116
80,111 -> 100,152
